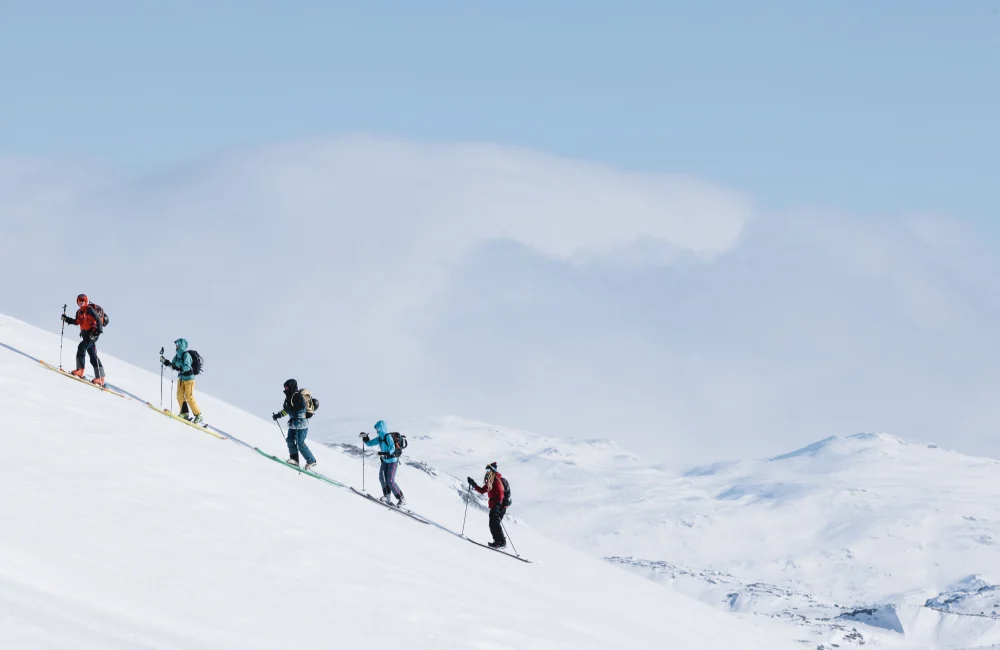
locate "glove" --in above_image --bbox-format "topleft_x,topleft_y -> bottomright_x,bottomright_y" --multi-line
378,452 -> 389,459
61,314 -> 68,323
160,356 -> 169,366
359,433 -> 370,442
272,412 -> 281,421
467,477 -> 476,487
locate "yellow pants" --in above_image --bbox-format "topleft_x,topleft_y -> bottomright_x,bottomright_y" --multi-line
177,379 -> 201,416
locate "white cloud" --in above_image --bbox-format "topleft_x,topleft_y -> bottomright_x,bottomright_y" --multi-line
2,137 -> 996,466
0,136 -> 752,452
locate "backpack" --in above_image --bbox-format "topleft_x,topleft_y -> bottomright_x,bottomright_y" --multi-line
500,477 -> 512,508
188,350 -> 204,375
299,389 -> 319,418
90,303 -> 110,327
389,431 -> 407,458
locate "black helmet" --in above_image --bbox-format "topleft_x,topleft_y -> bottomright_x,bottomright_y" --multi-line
283,378 -> 298,392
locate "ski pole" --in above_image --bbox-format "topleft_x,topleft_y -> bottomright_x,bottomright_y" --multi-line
58,304 -> 66,370
361,438 -> 366,492
501,520 -> 519,557
276,420 -> 285,440
170,371 -> 174,413
461,484 -> 471,536
159,346 -> 165,409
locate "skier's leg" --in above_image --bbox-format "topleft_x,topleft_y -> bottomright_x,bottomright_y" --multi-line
386,461 -> 403,499
181,380 -> 201,416
87,341 -> 104,379
296,428 -> 316,464
489,507 -> 506,546
176,380 -> 186,415
285,429 -> 299,462
378,461 -> 390,497
75,339 -> 87,371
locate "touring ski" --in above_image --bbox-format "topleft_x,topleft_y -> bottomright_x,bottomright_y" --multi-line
38,360 -> 126,398
144,402 -> 226,439
348,487 -> 431,525
462,536 -> 532,563
254,448 -> 346,487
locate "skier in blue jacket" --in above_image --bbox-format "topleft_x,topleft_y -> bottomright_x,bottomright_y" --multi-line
360,420 -> 406,507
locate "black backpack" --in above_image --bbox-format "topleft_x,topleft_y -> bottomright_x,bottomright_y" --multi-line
90,303 -> 110,327
389,431 -> 408,458
500,477 -> 512,508
188,350 -> 204,375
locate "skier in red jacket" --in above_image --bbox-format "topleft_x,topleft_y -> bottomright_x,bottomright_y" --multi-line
61,294 -> 106,386
468,462 -> 507,548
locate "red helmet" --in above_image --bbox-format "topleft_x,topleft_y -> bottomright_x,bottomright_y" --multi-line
76,294 -> 88,307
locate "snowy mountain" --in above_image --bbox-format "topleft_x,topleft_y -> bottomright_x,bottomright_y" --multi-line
315,417 -> 1000,649
0,313 -> 791,650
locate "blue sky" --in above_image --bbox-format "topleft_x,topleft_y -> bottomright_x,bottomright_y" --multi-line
2,2 -> 999,464
4,1 -> 997,222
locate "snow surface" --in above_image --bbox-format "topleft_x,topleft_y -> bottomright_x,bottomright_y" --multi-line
0,314 -> 792,650
313,417 -> 1000,649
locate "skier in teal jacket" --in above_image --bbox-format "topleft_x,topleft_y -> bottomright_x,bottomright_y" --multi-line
361,420 -> 405,507
161,338 -> 203,423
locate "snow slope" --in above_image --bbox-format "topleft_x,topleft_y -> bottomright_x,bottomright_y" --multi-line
315,416 -> 1000,649
0,314 -> 792,650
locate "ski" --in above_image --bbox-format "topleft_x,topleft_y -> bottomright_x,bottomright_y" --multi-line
37,360 -> 126,398
254,448 -> 346,487
462,536 -> 532,563
144,402 -> 226,439
349,487 -> 431,525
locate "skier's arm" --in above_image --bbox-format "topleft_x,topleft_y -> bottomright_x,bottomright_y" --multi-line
178,352 -> 192,375
363,435 -> 380,447
472,482 -> 487,494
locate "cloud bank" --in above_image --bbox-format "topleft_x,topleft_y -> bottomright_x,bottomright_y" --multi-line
1,136 -> 996,465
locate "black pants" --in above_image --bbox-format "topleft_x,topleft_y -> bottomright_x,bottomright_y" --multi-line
489,506 -> 507,545
76,337 -> 104,378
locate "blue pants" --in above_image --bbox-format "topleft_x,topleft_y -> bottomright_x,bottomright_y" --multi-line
76,337 -> 104,378
286,428 -> 316,464
379,461 -> 403,499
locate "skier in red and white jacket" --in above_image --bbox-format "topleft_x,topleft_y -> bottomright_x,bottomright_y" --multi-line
468,462 -> 507,549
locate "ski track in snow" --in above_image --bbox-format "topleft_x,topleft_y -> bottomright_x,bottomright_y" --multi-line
0,315 -> 792,650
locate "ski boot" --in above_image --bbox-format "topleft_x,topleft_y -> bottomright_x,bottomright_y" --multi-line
91,377 -> 105,387
192,414 -> 204,425
396,496 -> 407,508
286,457 -> 300,467
70,368 -> 85,378
304,461 -> 317,471
379,495 -> 392,505
488,541 -> 507,549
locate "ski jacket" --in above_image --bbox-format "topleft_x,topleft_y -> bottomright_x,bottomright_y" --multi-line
474,471 -> 505,509
364,420 -> 398,464
281,379 -> 308,430
66,306 -> 103,335
168,339 -> 195,381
